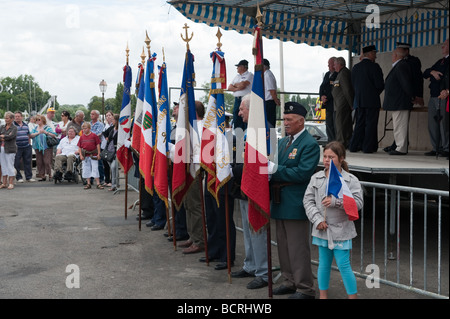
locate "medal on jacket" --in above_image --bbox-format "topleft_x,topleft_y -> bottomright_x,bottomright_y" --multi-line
288,148 -> 297,159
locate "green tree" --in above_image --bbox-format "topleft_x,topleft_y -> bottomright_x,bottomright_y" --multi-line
55,104 -> 86,121
105,98 -> 118,114
198,81 -> 234,114
88,96 -> 103,113
114,82 -> 136,115
0,75 -> 54,114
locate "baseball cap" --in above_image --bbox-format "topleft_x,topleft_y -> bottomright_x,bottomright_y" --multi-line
235,59 -> 249,67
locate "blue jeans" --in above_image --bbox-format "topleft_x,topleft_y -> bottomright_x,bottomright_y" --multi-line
98,157 -> 105,183
14,145 -> 33,181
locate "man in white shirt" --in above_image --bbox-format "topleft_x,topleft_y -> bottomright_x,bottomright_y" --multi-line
54,127 -> 80,179
263,59 -> 280,127
228,59 -> 253,132
45,107 -> 57,131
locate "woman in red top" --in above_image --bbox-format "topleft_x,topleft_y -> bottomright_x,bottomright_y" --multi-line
77,122 -> 103,189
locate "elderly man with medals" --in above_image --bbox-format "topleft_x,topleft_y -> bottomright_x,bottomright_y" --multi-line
268,102 -> 320,299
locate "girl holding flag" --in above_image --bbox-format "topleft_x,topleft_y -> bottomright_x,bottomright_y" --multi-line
303,141 -> 363,299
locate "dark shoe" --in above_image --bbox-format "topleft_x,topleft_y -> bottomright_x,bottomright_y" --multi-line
247,277 -> 268,289
389,150 -> 407,155
383,146 -> 394,153
215,262 -> 234,270
55,171 -> 63,180
145,221 -> 155,227
439,151 -> 449,157
178,240 -> 193,248
168,234 -> 189,242
182,244 -> 204,254
273,285 -> 296,295
198,256 -> 219,263
151,225 -> 164,231
163,232 -> 169,237
424,150 -> 437,156
288,291 -> 315,299
231,268 -> 254,278
64,171 -> 72,179
137,214 -> 152,221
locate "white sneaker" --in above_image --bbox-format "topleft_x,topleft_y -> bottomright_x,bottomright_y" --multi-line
27,179 -> 36,182
17,179 -> 24,183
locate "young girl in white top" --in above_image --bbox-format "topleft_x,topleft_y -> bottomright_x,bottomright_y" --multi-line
303,141 -> 363,299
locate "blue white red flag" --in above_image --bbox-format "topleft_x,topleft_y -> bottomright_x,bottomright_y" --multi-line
327,161 -> 359,221
139,52 -> 158,194
200,49 -> 231,205
116,64 -> 133,174
131,62 -> 145,153
241,25 -> 270,232
172,49 -> 197,210
154,62 -> 171,208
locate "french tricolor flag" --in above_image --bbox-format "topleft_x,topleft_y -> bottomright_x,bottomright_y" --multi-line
327,161 -> 359,221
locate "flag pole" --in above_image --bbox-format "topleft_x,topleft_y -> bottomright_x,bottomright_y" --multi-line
254,4 -> 272,298
199,170 -> 209,266
136,47 -> 146,232
225,185 -> 231,283
216,28 -> 231,283
169,162 -> 177,250
124,43 -> 130,220
163,44 -> 176,248
139,175 -> 142,231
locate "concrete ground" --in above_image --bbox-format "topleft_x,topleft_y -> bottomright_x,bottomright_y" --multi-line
0,171 -> 441,303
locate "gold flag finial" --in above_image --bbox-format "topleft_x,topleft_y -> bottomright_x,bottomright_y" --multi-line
140,46 -> 146,65
126,42 -> 130,65
216,27 -> 223,51
181,23 -> 194,50
145,30 -> 152,57
256,3 -> 263,26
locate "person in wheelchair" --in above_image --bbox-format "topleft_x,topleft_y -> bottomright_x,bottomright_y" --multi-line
54,127 -> 80,181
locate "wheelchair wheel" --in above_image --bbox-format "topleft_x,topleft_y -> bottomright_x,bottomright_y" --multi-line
73,169 -> 79,184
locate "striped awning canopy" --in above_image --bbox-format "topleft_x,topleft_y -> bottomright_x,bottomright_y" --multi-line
169,0 -> 448,53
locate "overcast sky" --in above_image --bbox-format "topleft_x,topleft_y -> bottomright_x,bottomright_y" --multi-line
0,0 -> 346,108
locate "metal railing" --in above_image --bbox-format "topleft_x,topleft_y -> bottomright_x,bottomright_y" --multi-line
350,181 -> 449,299
168,86 -> 322,122
234,181 -> 449,299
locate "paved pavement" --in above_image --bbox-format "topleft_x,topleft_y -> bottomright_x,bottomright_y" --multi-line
0,172 -> 439,305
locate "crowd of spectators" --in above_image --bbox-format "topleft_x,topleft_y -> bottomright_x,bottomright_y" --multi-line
0,108 -> 119,190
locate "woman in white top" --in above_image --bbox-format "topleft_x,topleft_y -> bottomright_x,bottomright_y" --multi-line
54,127 -> 80,179
55,111 -> 72,139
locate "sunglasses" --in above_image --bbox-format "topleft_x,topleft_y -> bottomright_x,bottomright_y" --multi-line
36,119 -> 41,121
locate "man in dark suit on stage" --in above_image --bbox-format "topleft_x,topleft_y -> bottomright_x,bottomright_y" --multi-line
423,39 -> 449,157
383,48 -> 415,155
319,57 -> 337,141
349,45 -> 384,153
332,57 -> 354,149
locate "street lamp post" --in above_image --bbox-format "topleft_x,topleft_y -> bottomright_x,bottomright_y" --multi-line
99,79 -> 107,123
